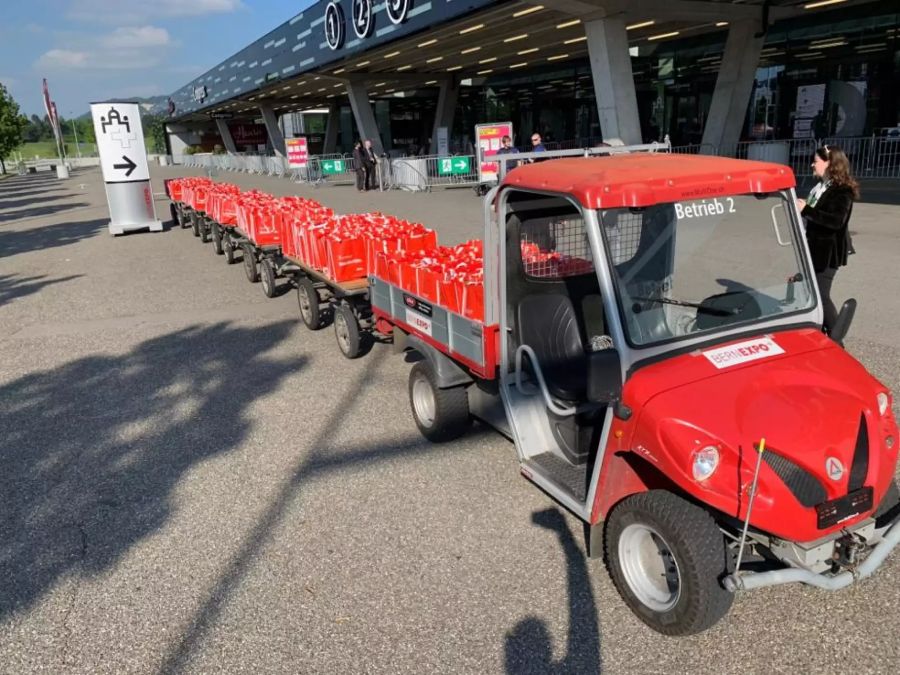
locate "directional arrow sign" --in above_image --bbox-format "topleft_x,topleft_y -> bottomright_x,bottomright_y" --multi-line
321,159 -> 344,175
113,155 -> 138,177
437,156 -> 471,176
91,102 -> 150,183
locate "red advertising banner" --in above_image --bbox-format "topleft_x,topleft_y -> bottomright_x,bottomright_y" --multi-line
475,121 -> 513,183
228,123 -> 268,147
286,136 -> 309,168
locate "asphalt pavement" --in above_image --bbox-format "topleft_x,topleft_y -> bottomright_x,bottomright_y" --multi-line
0,164 -> 898,674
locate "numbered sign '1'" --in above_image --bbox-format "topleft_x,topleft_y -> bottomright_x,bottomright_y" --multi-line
90,101 -> 162,234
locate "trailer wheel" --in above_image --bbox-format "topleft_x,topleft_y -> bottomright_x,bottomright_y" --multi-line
168,202 -> 179,228
223,234 -> 236,264
242,244 -> 259,283
875,481 -> 900,529
334,303 -> 365,359
605,490 -> 734,636
260,259 -> 277,298
211,222 -> 224,255
408,361 -> 470,442
297,278 -> 323,330
200,219 -> 211,243
178,206 -> 188,229
191,212 -> 200,237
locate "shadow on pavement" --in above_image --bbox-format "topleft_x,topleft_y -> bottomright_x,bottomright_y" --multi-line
504,508 -> 603,675
0,192 -> 70,213
0,321 -> 305,621
0,202 -> 91,225
0,273 -> 83,306
158,351 -> 496,672
0,217 -> 105,258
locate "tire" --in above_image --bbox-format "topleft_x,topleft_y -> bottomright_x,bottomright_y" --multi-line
334,303 -> 364,359
260,258 -> 277,298
605,490 -> 734,636
297,278 -> 322,330
243,244 -> 259,283
211,222 -> 224,255
875,481 -> 900,529
168,202 -> 179,228
223,234 -> 236,264
200,219 -> 210,243
190,212 -> 200,237
408,361 -> 470,442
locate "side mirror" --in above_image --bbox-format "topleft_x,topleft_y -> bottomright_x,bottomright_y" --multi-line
830,298 -> 857,347
586,348 -> 622,403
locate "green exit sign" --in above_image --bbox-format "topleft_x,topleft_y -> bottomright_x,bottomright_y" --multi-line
321,159 -> 345,174
437,156 -> 471,176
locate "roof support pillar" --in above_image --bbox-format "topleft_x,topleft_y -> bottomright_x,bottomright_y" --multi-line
431,77 -> 458,155
584,16 -> 642,145
700,19 -> 764,156
346,81 -> 384,155
214,118 -> 238,154
259,104 -> 287,158
324,101 -> 340,154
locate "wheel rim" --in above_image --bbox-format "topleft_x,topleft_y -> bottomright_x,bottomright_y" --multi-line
411,375 -> 436,428
619,523 -> 682,613
335,309 -> 350,352
298,285 -> 313,323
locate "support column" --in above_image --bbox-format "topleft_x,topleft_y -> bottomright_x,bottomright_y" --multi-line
259,104 -> 287,158
584,17 -> 642,146
431,77 -> 459,155
345,81 -> 384,155
324,101 -> 340,154
700,19 -> 764,156
214,118 -> 238,154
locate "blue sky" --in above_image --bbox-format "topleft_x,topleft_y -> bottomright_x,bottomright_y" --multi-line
0,0 -> 317,118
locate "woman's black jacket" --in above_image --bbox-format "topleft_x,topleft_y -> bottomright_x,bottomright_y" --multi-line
801,183 -> 854,272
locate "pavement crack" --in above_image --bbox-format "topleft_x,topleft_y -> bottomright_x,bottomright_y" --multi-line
60,521 -> 89,669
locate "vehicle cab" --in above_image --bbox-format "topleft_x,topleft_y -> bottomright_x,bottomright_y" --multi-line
490,152 -> 899,635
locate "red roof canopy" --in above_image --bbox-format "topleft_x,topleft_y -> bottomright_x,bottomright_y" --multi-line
501,154 -> 797,209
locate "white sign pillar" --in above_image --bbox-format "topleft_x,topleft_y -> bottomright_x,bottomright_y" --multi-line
90,101 -> 162,235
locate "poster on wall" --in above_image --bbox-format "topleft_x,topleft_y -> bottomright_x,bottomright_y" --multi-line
792,84 -> 826,140
475,121 -> 513,183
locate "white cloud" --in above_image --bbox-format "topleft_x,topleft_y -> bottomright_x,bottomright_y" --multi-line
68,0 -> 244,23
102,26 -> 170,49
36,49 -> 90,69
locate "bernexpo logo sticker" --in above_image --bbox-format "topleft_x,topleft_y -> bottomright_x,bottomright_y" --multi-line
701,337 -> 785,369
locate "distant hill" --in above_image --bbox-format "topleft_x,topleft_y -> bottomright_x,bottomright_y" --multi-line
77,95 -> 169,120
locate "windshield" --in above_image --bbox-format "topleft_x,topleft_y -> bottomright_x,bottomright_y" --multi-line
599,192 -> 815,347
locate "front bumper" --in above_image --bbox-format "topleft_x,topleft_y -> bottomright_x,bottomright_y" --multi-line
724,511 -> 900,591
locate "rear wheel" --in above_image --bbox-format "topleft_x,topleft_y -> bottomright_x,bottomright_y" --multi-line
605,490 -> 734,636
211,222 -> 224,254
191,212 -> 200,237
168,202 -> 179,228
297,278 -> 322,330
408,361 -> 470,442
334,303 -> 364,359
243,244 -> 259,283
223,234 -> 236,264
260,259 -> 277,298
200,218 -> 210,243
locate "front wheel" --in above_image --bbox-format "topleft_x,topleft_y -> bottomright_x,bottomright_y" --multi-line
223,233 -> 236,264
334,303 -> 366,359
408,361 -> 470,442
260,258 -> 277,298
605,490 -> 734,636
190,212 -> 200,237
243,244 -> 259,283
297,278 -> 323,330
200,219 -> 211,243
211,222 -> 224,255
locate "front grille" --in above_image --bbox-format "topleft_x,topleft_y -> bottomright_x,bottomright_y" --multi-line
763,450 -> 828,508
848,413 -> 869,493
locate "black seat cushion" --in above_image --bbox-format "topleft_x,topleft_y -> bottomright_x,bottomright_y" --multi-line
518,294 -> 586,401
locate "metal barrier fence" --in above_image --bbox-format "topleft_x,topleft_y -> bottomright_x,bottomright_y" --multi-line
385,154 -> 479,192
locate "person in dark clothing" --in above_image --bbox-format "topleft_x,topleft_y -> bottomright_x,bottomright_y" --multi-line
363,139 -> 378,191
796,145 -> 859,335
495,135 -> 519,174
352,140 -> 366,192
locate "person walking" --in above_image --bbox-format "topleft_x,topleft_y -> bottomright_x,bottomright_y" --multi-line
796,144 -> 859,335
352,140 -> 366,192
363,139 -> 378,191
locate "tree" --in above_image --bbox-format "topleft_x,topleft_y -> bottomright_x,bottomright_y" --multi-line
141,113 -> 167,154
0,84 -> 28,174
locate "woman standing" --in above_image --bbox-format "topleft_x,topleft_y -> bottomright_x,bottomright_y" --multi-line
796,145 -> 859,335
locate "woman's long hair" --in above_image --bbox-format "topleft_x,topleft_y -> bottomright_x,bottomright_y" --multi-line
818,145 -> 860,200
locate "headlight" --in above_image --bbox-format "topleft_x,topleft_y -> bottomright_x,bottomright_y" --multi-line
692,445 -> 720,482
877,392 -> 890,416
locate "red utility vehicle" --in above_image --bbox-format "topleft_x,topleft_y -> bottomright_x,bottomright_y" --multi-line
371,151 -> 900,634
